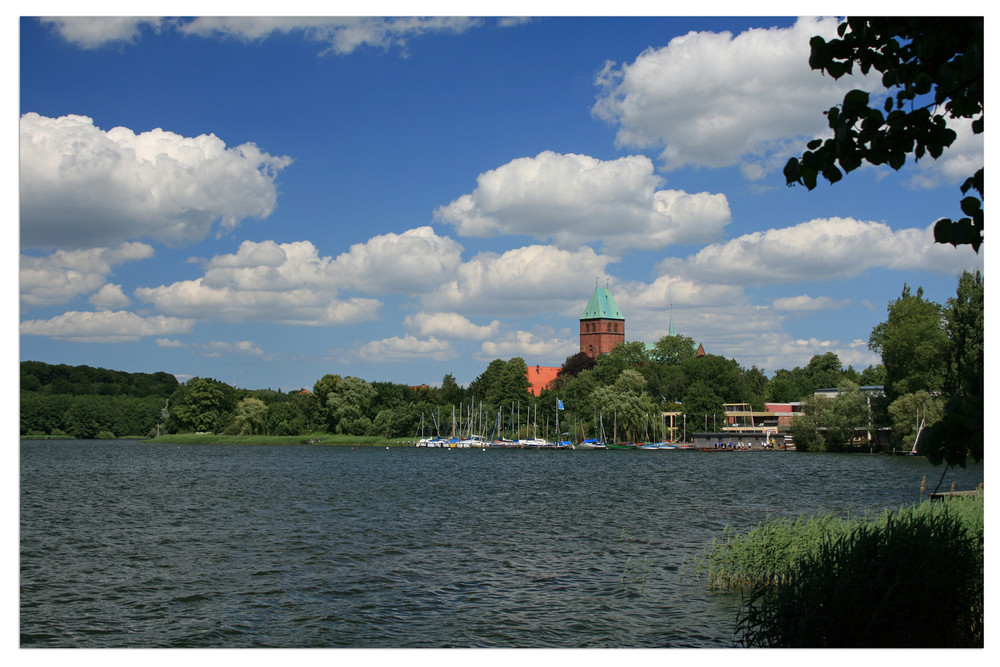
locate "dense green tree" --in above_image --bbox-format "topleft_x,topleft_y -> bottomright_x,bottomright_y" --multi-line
767,367 -> 813,402
650,334 -> 698,366
266,401 -> 306,436
806,352 -> 845,390
234,397 -> 269,435
323,376 -> 377,435
439,373 -> 466,406
681,354 -> 743,405
868,285 -> 950,404
888,390 -> 945,451
923,271 -> 984,466
740,365 -> 769,410
785,17 -> 983,251
20,361 -> 179,397
681,380 -> 726,431
559,368 -> 600,433
790,384 -> 873,451
589,369 -> 657,441
557,351 -> 596,382
858,364 -> 886,387
169,377 -> 237,433
468,358 -> 531,415
589,341 -> 650,386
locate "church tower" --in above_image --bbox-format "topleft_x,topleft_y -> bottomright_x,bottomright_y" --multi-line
580,284 -> 625,359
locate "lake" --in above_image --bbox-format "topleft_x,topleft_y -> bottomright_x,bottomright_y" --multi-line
20,440 -> 984,648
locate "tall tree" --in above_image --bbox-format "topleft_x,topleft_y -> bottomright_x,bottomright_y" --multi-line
169,377 -> 237,433
234,397 -> 269,435
868,285 -> 950,405
923,271 -> 984,467
785,17 -> 983,251
650,333 -> 697,366
468,358 -> 531,414
325,376 -> 377,435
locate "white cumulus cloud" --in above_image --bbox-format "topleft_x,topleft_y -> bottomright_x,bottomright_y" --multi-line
423,244 -> 616,317
657,218 -> 983,287
20,242 -> 154,308
39,17 -> 169,48
179,16 -> 483,55
20,310 -> 194,343
478,331 -> 578,362
135,278 -> 381,326
404,312 -> 500,341
592,17 -> 865,178
434,151 -> 730,252
89,283 -> 132,311
772,294 -> 852,311
355,335 -> 454,362
20,113 -> 292,250
330,227 -> 464,294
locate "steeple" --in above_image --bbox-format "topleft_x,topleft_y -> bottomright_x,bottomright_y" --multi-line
579,283 -> 625,359
580,285 -> 624,320
669,303 -> 675,336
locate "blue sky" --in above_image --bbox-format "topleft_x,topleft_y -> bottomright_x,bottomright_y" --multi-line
17,13 -> 985,391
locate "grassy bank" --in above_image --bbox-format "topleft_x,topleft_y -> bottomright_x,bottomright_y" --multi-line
149,433 -> 414,446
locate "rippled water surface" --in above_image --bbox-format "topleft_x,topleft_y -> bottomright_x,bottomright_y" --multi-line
20,440 -> 983,647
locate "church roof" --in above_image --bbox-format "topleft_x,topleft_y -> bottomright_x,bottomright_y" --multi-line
525,365 -> 561,397
581,286 -> 624,320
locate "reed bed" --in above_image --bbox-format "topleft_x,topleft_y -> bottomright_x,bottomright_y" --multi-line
688,493 -> 983,647
688,493 -> 983,591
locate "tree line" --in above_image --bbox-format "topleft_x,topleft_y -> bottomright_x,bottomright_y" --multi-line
20,272 -> 982,464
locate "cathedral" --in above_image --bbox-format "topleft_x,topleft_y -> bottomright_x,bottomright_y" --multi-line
525,283 -> 702,396
579,284 -> 625,359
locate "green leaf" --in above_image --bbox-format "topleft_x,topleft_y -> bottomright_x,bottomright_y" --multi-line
806,139 -> 823,150
960,196 -> 982,217
822,164 -> 843,184
826,60 -> 849,79
933,218 -> 953,244
914,72 -> 933,95
783,157 -> 801,184
808,36 -> 830,71
843,89 -> 870,114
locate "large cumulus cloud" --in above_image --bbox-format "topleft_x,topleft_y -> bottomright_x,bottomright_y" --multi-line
20,113 -> 292,250
434,151 -> 730,253
656,217 -> 984,287
592,17 -> 860,178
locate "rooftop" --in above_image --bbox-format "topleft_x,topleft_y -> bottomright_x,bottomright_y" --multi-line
581,285 -> 624,320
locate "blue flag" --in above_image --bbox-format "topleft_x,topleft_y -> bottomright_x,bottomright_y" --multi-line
557,399 -> 565,410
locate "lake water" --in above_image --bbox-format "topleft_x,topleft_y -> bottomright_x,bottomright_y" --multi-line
20,440 -> 984,648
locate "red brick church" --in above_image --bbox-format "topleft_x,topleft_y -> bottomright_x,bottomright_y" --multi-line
524,283 -> 703,396
579,284 -> 625,359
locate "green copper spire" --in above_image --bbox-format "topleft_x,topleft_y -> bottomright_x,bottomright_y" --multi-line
669,303 -> 675,336
581,285 -> 624,320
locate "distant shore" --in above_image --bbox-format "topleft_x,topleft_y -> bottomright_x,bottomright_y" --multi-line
21,433 -> 413,447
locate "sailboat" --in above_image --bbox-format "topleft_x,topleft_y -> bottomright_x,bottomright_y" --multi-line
606,409 -> 636,449
907,409 -> 925,456
573,411 -> 606,449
